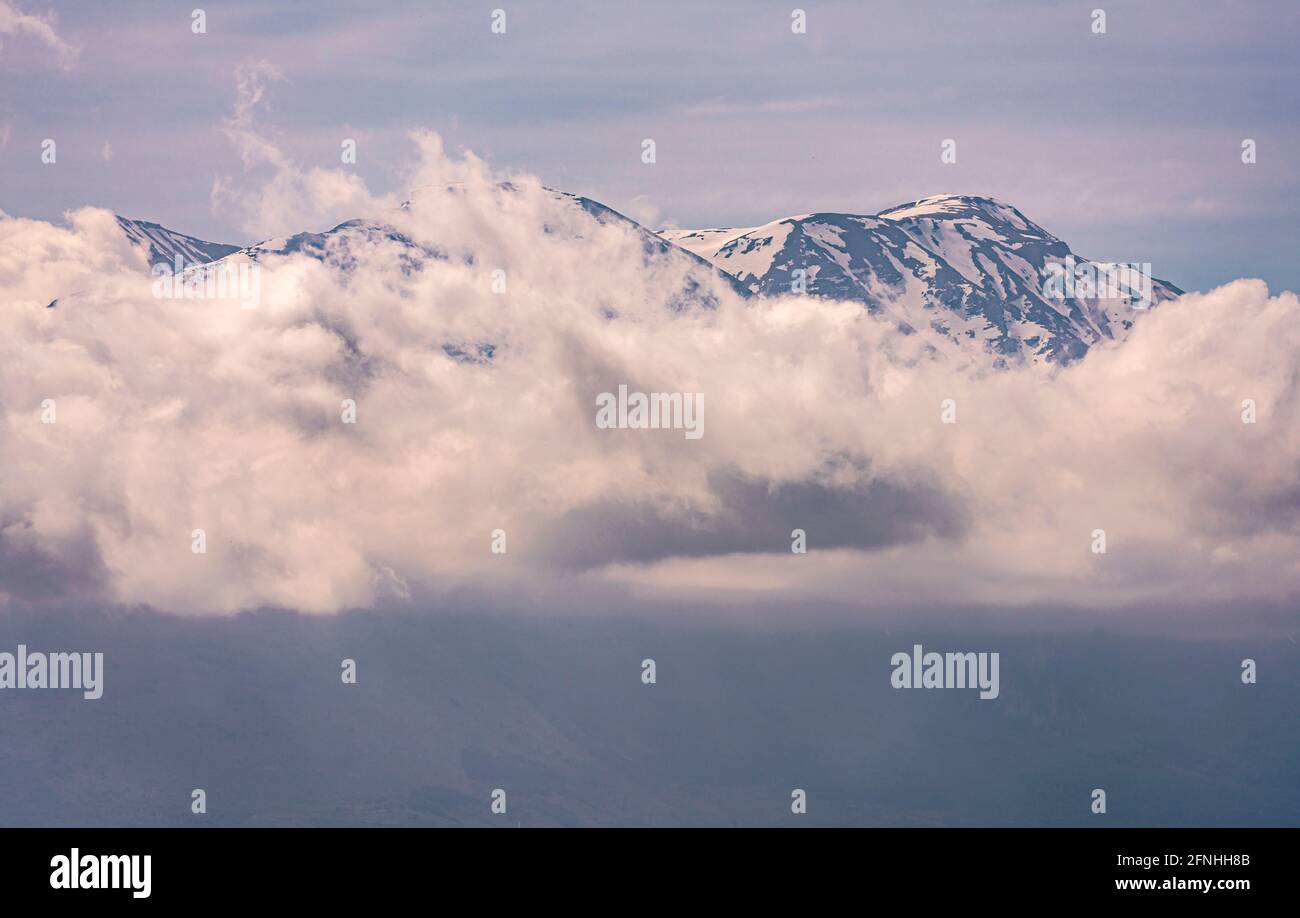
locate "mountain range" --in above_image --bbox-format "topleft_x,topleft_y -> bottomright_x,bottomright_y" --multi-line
115,192 -> 1180,366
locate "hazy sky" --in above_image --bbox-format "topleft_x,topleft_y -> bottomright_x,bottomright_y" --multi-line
1,0 -> 1298,293
2,603 -> 1297,826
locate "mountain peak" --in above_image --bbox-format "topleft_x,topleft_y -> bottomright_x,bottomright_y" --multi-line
882,192 -> 997,213
877,194 -> 1048,234
660,194 -> 1180,366
116,215 -> 240,269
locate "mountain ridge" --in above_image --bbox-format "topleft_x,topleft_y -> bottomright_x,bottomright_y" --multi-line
661,193 -> 1182,365
113,191 -> 1181,366
115,215 -> 241,268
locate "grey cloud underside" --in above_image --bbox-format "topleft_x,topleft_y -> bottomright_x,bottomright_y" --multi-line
1202,463 -> 1300,539
537,465 -> 969,569
0,517 -> 107,601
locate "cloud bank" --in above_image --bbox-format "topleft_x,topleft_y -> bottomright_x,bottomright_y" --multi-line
1,123 -> 1299,624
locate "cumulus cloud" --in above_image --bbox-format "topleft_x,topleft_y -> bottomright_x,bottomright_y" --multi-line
1,119 -> 1299,623
600,278 -> 1300,617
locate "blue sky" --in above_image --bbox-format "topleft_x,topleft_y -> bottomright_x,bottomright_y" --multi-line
2,0 -> 1298,292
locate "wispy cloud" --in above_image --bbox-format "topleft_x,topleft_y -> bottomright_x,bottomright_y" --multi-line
0,0 -> 77,68
212,61 -> 393,239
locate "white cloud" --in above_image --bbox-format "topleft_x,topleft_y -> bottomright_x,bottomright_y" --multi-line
2,133 -> 1298,627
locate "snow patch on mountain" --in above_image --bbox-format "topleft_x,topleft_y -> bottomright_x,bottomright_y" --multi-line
662,194 -> 1182,365
115,216 -> 239,268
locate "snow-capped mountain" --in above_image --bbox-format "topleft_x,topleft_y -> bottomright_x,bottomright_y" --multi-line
116,215 -> 240,268
662,194 -> 1182,364
175,185 -> 747,318
113,191 -> 1180,367
225,186 -> 745,296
